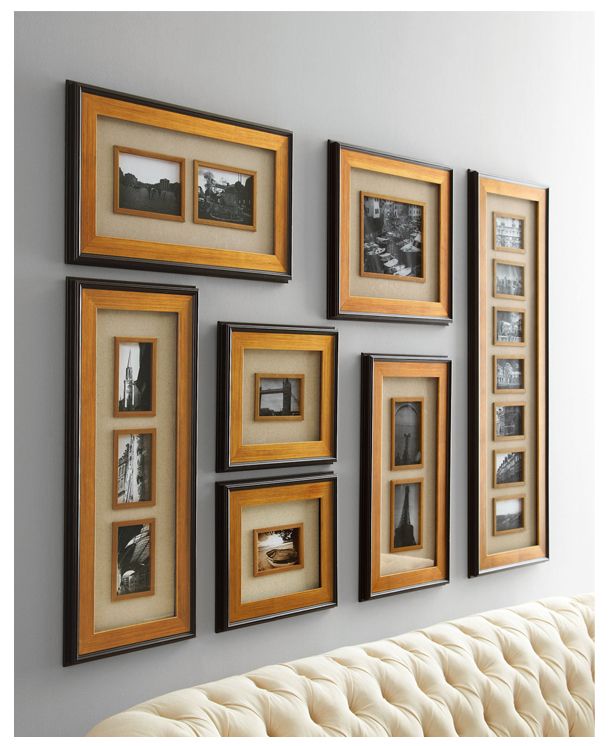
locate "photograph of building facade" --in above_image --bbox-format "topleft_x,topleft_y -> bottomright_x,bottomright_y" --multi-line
495,404 -> 524,438
496,358 -> 524,390
495,214 -> 524,250
116,432 -> 153,505
495,450 -> 524,485
362,194 -> 423,278
115,522 -> 152,597
496,310 -> 524,343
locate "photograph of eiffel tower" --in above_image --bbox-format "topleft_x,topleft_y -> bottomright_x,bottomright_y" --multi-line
390,480 -> 422,552
114,338 -> 156,416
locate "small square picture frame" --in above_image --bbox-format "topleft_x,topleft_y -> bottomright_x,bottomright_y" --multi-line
493,354 -> 526,394
493,402 -> 526,442
493,258 -> 526,301
493,307 -> 526,347
493,211 -> 526,253
253,522 -> 304,576
492,495 -> 526,536
254,373 -> 305,422
493,448 -> 526,489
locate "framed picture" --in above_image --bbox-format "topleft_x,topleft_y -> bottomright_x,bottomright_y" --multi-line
493,402 -> 526,441
114,146 -> 186,222
468,170 -> 548,576
66,80 -> 292,281
64,277 -> 197,665
360,354 -> 451,600
216,322 -> 338,471
492,496 -> 526,536
216,473 -> 337,631
113,429 -> 156,509
327,141 -> 452,324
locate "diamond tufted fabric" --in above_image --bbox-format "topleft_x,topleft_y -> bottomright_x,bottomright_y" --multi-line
88,594 -> 594,737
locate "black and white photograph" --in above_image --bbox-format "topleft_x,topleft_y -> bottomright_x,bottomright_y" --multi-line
392,398 -> 423,469
254,524 -> 303,575
361,193 -> 424,280
495,404 -> 525,439
196,161 -> 255,229
115,147 -> 184,219
114,431 -> 155,507
495,357 -> 525,391
255,374 -> 304,420
391,481 -> 422,552
115,338 -> 156,416
494,261 -> 525,298
113,520 -> 154,599
494,450 -> 525,486
493,497 -> 525,534
494,213 -> 524,251
495,309 -> 525,344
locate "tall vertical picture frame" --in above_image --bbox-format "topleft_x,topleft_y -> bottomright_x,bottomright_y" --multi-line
468,171 -> 549,576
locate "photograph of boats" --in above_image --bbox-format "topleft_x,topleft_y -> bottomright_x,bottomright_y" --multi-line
361,192 -> 424,280
254,523 -> 303,575
493,497 -> 525,534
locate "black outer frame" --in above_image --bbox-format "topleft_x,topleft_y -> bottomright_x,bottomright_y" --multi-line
216,321 -> 339,472
64,276 -> 198,666
65,80 -> 293,282
215,472 -> 338,632
327,140 -> 453,325
359,353 -> 452,601
467,170 -> 550,578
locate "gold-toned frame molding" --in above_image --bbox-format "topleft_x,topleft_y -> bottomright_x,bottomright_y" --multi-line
112,428 -> 157,509
389,478 -> 424,553
193,160 -> 257,232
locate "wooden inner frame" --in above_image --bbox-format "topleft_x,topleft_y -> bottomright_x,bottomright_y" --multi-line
389,478 -> 423,553
370,360 -> 449,594
229,331 -> 335,466
111,518 -> 156,601
493,211 -> 526,253
474,175 -> 547,572
192,160 -> 257,231
493,306 -> 526,346
112,428 -> 157,509
113,145 -> 186,222
493,447 -> 526,489
113,336 -> 157,417
228,480 -> 334,624
254,372 -> 305,422
492,496 -> 526,536
80,91 -> 290,274
252,522 -> 304,576
493,258 -> 526,301
78,287 -> 193,656
359,191 -> 426,283
493,401 -> 526,442
390,396 -> 424,470
493,353 -> 526,394
336,146 -> 451,320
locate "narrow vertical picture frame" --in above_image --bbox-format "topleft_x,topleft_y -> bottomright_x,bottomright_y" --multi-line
468,170 -> 548,577
64,276 -> 198,665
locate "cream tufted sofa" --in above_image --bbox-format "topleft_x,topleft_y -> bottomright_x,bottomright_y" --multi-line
88,595 -> 594,737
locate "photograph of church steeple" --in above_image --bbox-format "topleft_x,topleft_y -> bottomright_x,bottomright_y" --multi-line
114,337 -> 157,417
391,397 -> 423,470
390,480 -> 422,552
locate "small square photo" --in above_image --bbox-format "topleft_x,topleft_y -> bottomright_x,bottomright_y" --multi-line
495,356 -> 525,392
494,213 -> 525,252
494,404 -> 525,440
493,496 -> 525,535
495,308 -> 525,345
254,523 -> 303,575
255,374 -> 304,421
494,449 -> 525,487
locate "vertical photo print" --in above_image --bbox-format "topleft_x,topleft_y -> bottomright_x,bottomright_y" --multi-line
253,523 -> 304,576
391,398 -> 423,469
114,337 -> 157,417
194,161 -> 256,230
360,192 -> 425,281
390,480 -> 423,552
112,519 -> 155,600
113,429 -> 156,508
493,496 -> 525,535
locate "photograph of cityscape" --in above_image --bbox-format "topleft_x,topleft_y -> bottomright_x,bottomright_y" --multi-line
494,213 -> 524,251
114,430 -> 155,507
494,260 -> 525,298
361,193 -> 424,280
495,357 -> 525,391
254,524 -> 303,575
115,338 -> 155,416
391,480 -> 422,552
115,147 -> 183,219
494,450 -> 525,487
495,404 -> 525,439
495,309 -> 525,344
493,497 -> 525,535
113,520 -> 154,599
255,374 -> 303,420
196,161 -> 255,229
392,398 -> 423,469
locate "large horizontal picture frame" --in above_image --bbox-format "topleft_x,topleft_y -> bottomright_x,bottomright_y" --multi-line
359,353 -> 451,600
216,472 -> 337,631
327,141 -> 453,324
65,80 -> 292,281
64,277 -> 197,665
216,322 -> 338,471
468,170 -> 549,577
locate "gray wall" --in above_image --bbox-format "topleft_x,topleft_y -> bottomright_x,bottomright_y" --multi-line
15,12 -> 594,737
